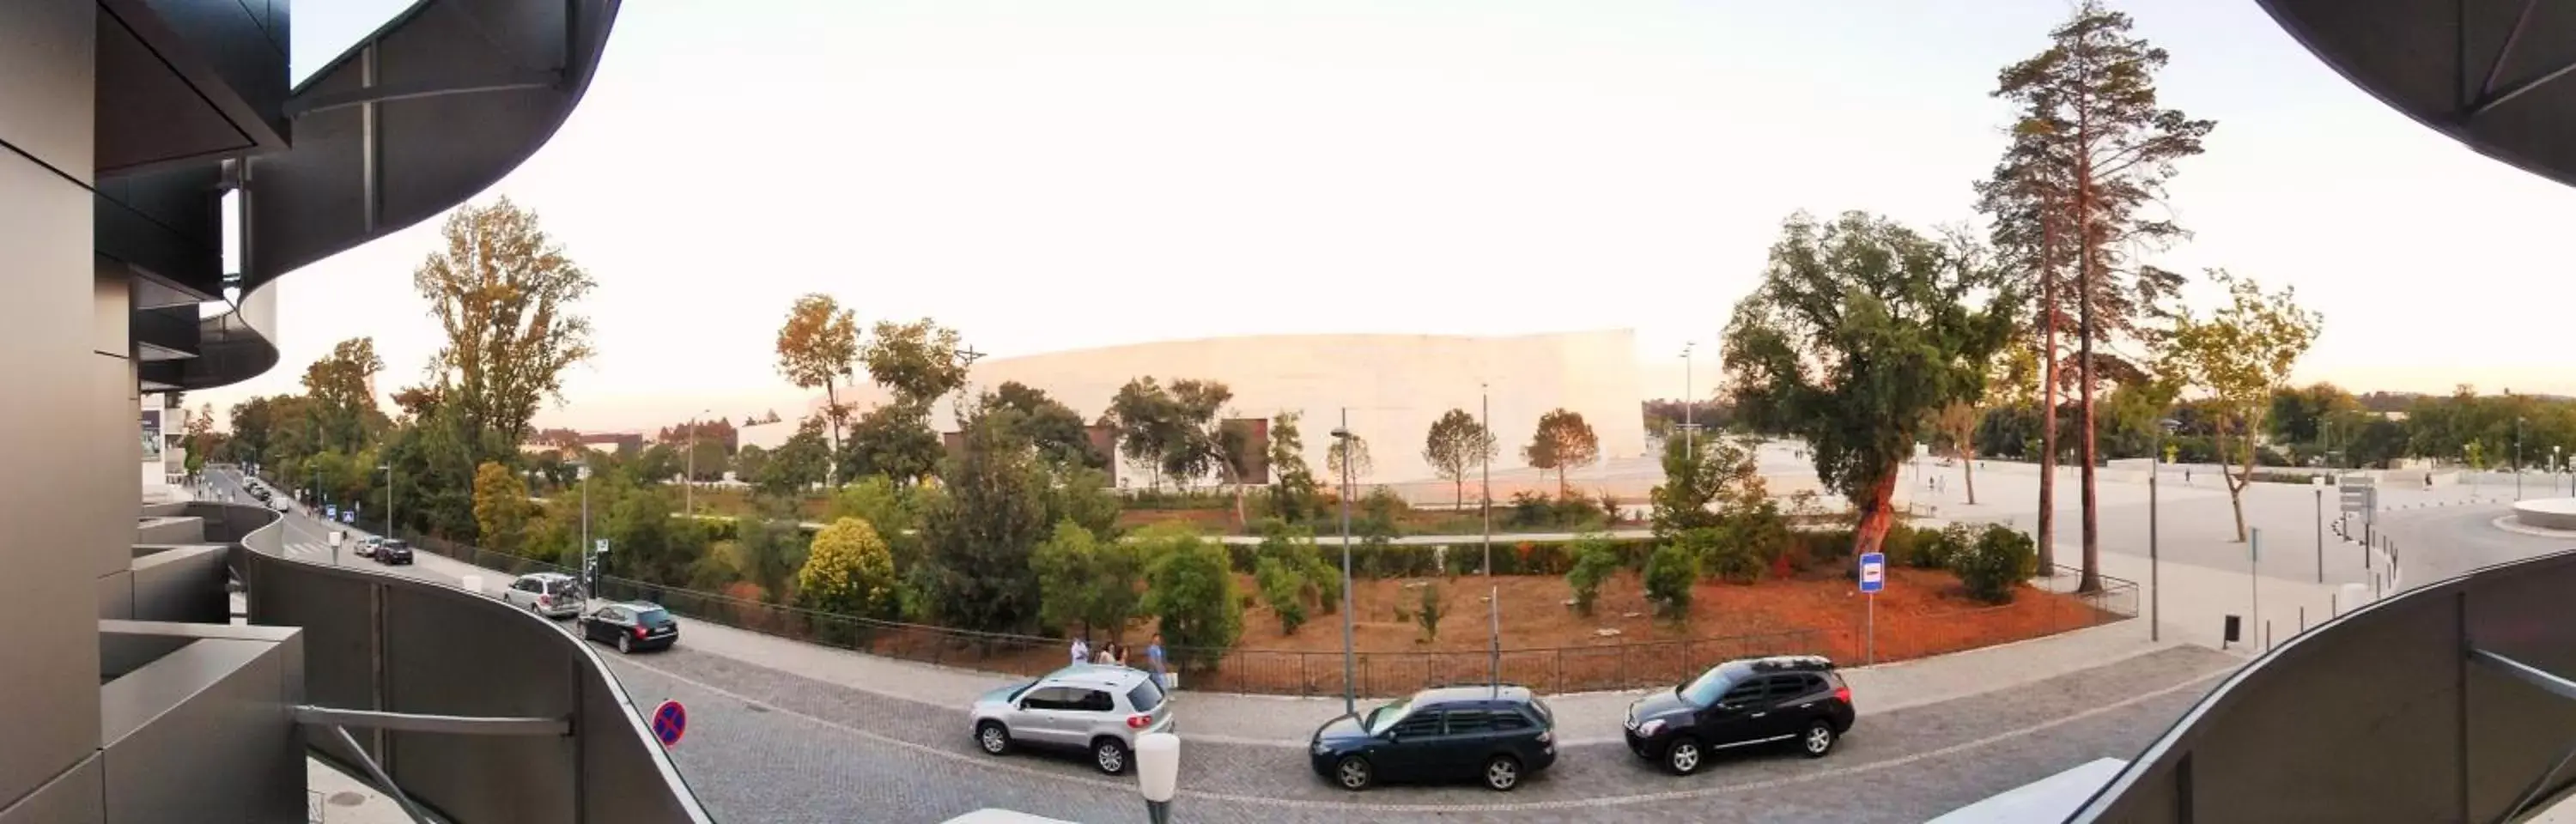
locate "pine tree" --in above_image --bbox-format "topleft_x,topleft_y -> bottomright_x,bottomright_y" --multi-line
1990,0 -> 2212,592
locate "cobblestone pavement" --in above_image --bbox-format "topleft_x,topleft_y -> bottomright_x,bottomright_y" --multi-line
603,645 -> 2238,822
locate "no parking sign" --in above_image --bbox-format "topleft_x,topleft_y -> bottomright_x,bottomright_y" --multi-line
651,700 -> 686,748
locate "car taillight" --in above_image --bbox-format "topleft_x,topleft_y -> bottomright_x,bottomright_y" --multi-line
538,595 -> 552,607
1535,730 -> 1552,744
633,626 -> 647,639
1834,686 -> 1853,706
1126,714 -> 1151,730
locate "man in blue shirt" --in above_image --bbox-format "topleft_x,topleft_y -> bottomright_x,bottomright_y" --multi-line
1145,633 -> 1169,691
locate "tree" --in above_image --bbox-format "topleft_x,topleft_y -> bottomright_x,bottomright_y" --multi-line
414,197 -> 597,459
983,382 -> 1103,469
227,396 -> 281,466
1422,409 -> 1498,510
914,408 -> 1052,632
1137,526 -> 1242,670
1993,1 -> 2211,577
301,337 -> 385,452
1267,411 -> 1323,523
1107,378 -> 1180,491
1161,379 -> 1248,525
633,443 -> 683,484
1325,431 -> 1372,494
1522,409 -> 1601,497
2159,271 -> 2324,543
471,461 -> 532,554
1932,344 -> 2027,506
775,294 -> 861,482
1031,520 -> 1144,640
840,400 -> 943,485
756,416 -> 830,498
1720,211 -> 2019,562
182,403 -> 219,476
861,318 -> 972,407
732,445 -> 770,485
796,517 -> 900,618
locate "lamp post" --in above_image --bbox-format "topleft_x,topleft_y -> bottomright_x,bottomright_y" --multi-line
684,408 -> 710,517
1680,342 -> 1697,454
2151,418 -> 2179,643
1332,413 -> 1356,716
378,464 -> 393,539
1135,731 -> 1179,824
1480,383 -> 1498,692
2518,416 -> 2527,500
574,459 -> 593,595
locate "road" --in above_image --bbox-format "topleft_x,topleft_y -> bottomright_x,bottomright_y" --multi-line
207,466 -> 2233,822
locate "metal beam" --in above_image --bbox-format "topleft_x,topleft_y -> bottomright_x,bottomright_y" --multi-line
331,724 -> 437,824
2470,648 -> 2576,703
2470,58 -> 2576,120
2478,0 -> 2545,107
295,705 -> 573,736
283,70 -> 562,118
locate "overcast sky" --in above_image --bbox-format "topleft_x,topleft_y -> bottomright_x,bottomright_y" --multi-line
195,0 -> 2576,430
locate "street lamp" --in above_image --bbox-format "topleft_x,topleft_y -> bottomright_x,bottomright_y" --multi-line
2150,417 -> 2180,643
2517,416 -> 2527,500
684,408 -> 710,517
1331,413 -> 1357,716
377,464 -> 393,538
1680,342 -> 1698,454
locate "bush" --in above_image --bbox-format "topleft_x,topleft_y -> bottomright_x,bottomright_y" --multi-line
794,517 -> 899,619
1951,524 -> 2039,604
1255,556 -> 1308,634
1565,534 -> 1620,615
1140,530 -> 1243,670
1643,543 -> 1698,620
1699,530 -> 1767,585
1415,583 -> 1444,642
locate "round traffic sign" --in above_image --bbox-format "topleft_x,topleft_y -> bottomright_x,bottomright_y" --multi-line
650,700 -> 686,747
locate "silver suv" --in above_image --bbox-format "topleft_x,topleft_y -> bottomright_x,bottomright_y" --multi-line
502,572 -> 582,619
970,664 -> 1174,775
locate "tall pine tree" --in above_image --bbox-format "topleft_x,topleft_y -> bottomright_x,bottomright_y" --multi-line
1990,0 -> 2210,592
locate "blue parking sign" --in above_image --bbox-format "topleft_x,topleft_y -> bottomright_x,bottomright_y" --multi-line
326,505 -> 338,520
1858,552 -> 1886,594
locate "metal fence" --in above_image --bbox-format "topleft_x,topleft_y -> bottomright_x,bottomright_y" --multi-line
397,530 -> 2136,698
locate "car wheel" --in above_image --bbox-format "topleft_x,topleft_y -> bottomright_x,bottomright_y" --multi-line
617,634 -> 632,654
1333,755 -> 1373,791
1482,754 -> 1522,791
1664,736 -> 1704,775
1801,720 -> 1836,758
976,722 -> 1011,755
1092,738 -> 1130,775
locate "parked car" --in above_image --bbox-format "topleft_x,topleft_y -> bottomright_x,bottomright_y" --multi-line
1623,655 -> 1855,775
578,601 -> 678,654
503,572 -> 582,619
354,536 -> 382,558
970,664 -> 1175,775
372,539 -> 413,566
1309,685 -> 1557,791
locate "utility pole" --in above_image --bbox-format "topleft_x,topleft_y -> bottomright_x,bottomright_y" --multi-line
1680,343 -> 1697,453
1334,410 -> 1357,716
684,408 -> 709,517
1481,384 -> 1498,692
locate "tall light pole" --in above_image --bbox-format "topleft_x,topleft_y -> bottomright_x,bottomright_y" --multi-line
378,464 -> 393,537
2517,416 -> 2526,500
1481,383 -> 1498,692
1680,342 -> 1697,453
2150,418 -> 2178,643
1332,412 -> 1356,716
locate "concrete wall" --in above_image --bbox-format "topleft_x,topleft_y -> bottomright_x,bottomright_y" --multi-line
841,330 -> 1652,488
0,3 -> 112,821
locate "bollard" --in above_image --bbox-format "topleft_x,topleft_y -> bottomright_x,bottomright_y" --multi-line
2264,621 -> 2272,651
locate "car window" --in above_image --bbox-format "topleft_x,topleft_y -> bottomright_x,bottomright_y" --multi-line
1491,710 -> 1532,731
634,608 -> 674,627
1765,677 -> 1812,699
1680,668 -> 1733,706
1443,709 -> 1492,735
1127,681 -> 1164,712
1073,689 -> 1115,712
1363,699 -> 1413,735
1020,688 -> 1064,711
1390,712 -> 1445,739
1717,679 -> 1770,705
601,607 -> 627,621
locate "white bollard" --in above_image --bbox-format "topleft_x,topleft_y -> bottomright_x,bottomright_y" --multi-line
460,575 -> 484,597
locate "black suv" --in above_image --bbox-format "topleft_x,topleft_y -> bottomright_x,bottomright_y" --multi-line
1623,655 -> 1855,775
372,539 -> 414,565
1309,685 -> 1557,792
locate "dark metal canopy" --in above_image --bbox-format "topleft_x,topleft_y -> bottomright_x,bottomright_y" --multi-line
2259,0 -> 2576,187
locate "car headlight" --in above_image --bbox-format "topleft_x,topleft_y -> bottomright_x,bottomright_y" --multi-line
1638,718 -> 1667,737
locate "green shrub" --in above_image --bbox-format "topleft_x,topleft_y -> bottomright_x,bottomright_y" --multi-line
1255,556 -> 1308,634
1303,554 -> 1343,614
1951,524 -> 2038,604
1565,534 -> 1620,615
1699,529 -> 1767,585
1141,530 -> 1243,670
1643,543 -> 1698,620
1878,524 -> 1919,570
1415,584 -> 1444,642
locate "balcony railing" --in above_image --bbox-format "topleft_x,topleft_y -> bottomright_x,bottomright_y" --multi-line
2070,548 -> 2576,822
195,501 -> 711,823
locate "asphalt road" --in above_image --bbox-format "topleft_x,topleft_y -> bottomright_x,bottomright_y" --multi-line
208,467 -> 2235,822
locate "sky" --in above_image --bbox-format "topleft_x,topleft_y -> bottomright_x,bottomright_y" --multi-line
196,0 -> 2576,431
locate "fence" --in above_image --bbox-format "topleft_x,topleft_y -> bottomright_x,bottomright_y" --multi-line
396,530 -> 2136,698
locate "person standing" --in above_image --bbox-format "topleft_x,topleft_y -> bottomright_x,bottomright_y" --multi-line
1070,636 -> 1091,669
1145,633 -> 1169,690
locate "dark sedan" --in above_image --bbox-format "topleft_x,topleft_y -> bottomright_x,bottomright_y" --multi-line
580,602 -> 679,654
1309,685 -> 1556,791
372,539 -> 414,565
1625,655 -> 1855,775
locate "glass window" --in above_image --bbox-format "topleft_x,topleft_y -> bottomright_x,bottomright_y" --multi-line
1681,669 -> 1735,706
635,608 -> 674,627
1390,712 -> 1445,738
1075,689 -> 1115,712
1364,699 -> 1413,736
1491,711 -> 1532,731
1718,680 -> 1770,705
1766,677 -> 1812,699
1023,687 -> 1069,711
1444,710 -> 1492,734
1127,680 -> 1165,712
